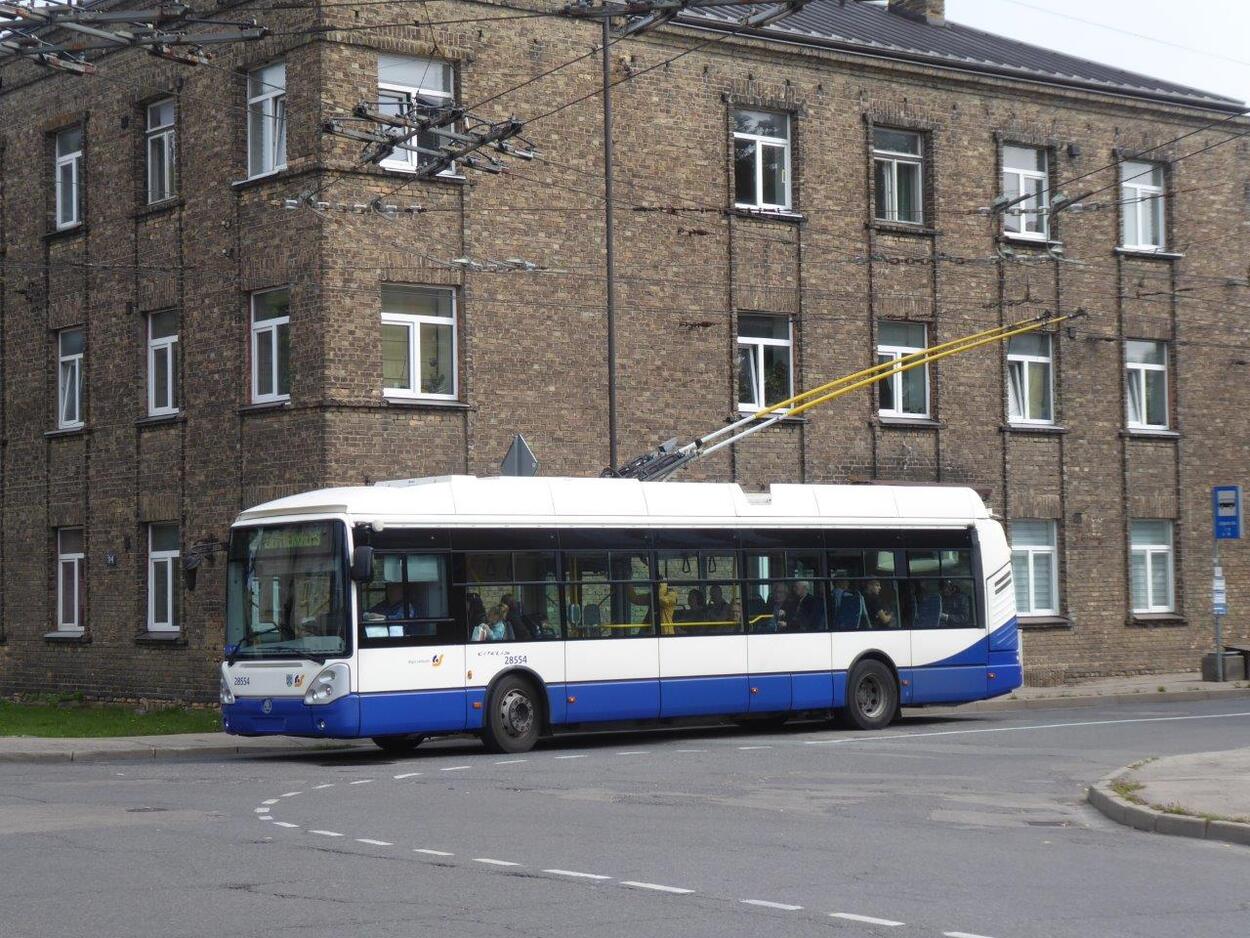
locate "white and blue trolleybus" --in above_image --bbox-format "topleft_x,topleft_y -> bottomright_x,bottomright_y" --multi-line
220,475 -> 1022,753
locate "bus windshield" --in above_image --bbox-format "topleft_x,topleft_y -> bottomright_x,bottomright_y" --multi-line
226,521 -> 349,661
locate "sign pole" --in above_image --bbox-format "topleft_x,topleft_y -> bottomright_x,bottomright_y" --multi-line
1211,485 -> 1242,682
1214,538 -> 1224,683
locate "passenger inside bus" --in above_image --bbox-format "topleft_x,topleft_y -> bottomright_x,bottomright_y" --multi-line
790,580 -> 825,631
705,584 -> 732,621
470,605 -> 510,642
940,579 -> 973,627
369,582 -> 416,620
863,578 -> 899,628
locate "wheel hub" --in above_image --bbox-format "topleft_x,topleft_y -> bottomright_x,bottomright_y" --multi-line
856,674 -> 885,719
499,689 -> 534,738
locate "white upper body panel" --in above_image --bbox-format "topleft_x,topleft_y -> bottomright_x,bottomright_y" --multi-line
234,475 -> 992,530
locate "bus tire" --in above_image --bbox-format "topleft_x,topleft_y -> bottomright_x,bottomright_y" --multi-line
842,659 -> 897,731
371,734 -> 424,754
483,674 -> 542,754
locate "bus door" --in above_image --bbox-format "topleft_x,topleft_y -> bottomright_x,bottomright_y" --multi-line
357,551 -> 468,734
656,548 -> 749,717
906,546 -> 986,704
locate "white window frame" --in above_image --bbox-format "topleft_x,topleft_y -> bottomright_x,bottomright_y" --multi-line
872,129 -> 924,225
246,62 -> 287,179
377,55 -> 456,175
1010,520 -> 1058,616
1126,340 -> 1169,431
58,327 -> 84,430
251,288 -> 291,404
876,323 -> 929,418
55,128 -> 83,230
737,315 -> 794,412
147,311 -> 179,417
380,287 -> 458,401
1002,145 -> 1049,240
147,523 -> 180,633
57,528 -> 85,632
146,98 -> 176,204
733,112 -> 791,212
1006,334 -> 1055,426
1120,160 -> 1166,251
1130,520 -> 1175,614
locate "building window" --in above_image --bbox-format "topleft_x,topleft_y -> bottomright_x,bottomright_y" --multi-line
247,62 -> 287,178
55,127 -> 83,230
877,321 -> 928,417
58,327 -> 85,429
1120,160 -> 1165,250
57,528 -> 85,631
377,54 -> 455,173
147,310 -> 179,416
733,110 -> 791,211
737,314 -> 793,411
872,128 -> 923,225
1006,333 -> 1054,424
148,523 -> 180,632
1126,339 -> 1168,430
1130,519 -> 1174,613
381,285 -> 457,400
1002,144 -> 1048,239
146,98 -> 176,204
1010,520 -> 1058,616
251,288 -> 291,403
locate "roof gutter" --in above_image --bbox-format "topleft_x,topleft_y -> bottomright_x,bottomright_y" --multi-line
674,16 -> 1248,116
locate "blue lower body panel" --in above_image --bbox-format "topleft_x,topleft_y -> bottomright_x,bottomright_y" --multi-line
661,675 -> 749,717
359,689 -> 467,735
223,694 -> 361,738
566,680 -> 659,722
749,674 -> 791,712
911,666 -> 987,704
793,671 -> 835,710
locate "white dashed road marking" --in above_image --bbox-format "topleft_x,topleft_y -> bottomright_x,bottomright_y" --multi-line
253,808 -> 268,813
394,772 -> 422,779
831,913 -> 905,927
621,881 -> 694,895
555,754 -> 587,760
944,932 -> 999,938
543,869 -> 612,881
415,849 -> 454,857
272,821 -> 299,829
616,751 -> 649,756
280,791 -> 302,798
440,765 -> 471,772
740,900 -> 803,911
257,815 -> 273,821
675,748 -> 706,753
313,783 -> 335,790
737,746 -> 772,751
350,779 -> 374,786
261,799 -> 279,806
309,830 -> 344,838
494,759 -> 527,765
474,858 -> 521,867
356,839 -> 393,846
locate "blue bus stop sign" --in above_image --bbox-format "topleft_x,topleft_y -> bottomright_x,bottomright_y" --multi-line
1213,486 -> 1242,540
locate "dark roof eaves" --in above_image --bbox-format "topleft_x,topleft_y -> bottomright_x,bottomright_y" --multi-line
675,16 -> 1248,116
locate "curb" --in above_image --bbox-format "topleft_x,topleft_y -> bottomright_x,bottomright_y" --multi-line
927,684 -> 1250,715
0,741 -> 368,764
1087,771 -> 1250,848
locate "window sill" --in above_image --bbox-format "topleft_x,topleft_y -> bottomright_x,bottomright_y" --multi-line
736,410 -> 806,425
45,426 -> 86,439
133,198 -> 183,220
1121,427 -> 1179,440
874,415 -> 941,430
135,630 -> 186,646
1018,615 -> 1074,631
231,166 -> 292,190
239,400 -> 292,415
44,629 -> 89,644
1001,423 -> 1067,435
1115,247 -> 1183,261
379,166 -> 468,185
44,224 -> 85,243
998,234 -> 1063,251
137,412 -> 183,428
730,207 -> 805,224
1128,613 -> 1187,628
867,221 -> 938,237
383,397 -> 471,411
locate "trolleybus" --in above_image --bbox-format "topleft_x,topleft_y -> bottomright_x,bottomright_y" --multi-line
220,475 -> 1021,753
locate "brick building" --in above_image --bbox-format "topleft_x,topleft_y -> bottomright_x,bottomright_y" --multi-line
1,0 -> 1247,701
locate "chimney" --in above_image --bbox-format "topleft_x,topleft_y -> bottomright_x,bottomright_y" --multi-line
888,0 -> 945,25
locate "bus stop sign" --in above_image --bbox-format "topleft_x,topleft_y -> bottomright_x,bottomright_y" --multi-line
1213,486 -> 1242,540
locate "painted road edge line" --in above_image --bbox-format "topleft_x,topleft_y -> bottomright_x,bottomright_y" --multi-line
543,869 -> 612,881
620,881 -> 694,894
831,913 -> 905,927
741,899 -> 803,911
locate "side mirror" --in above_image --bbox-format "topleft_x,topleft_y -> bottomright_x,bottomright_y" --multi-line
350,545 -> 375,582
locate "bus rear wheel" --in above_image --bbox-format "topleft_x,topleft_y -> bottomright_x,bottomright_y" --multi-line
371,734 -> 425,754
483,674 -> 542,754
842,660 -> 897,731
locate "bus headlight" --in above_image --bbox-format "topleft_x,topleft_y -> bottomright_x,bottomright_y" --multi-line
220,665 -> 235,705
304,662 -> 350,706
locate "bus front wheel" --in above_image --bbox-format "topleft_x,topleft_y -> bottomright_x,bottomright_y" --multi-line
483,674 -> 542,754
842,660 -> 897,731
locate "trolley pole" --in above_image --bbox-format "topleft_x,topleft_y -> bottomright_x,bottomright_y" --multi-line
602,13 -> 619,470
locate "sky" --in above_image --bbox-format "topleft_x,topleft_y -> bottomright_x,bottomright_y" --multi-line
943,0 -> 1250,107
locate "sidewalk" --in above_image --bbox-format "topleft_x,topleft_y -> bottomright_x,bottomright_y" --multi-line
1,670 -> 1247,764
1088,748 -> 1250,848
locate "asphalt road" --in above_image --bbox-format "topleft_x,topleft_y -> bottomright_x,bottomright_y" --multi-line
2,698 -> 1249,938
